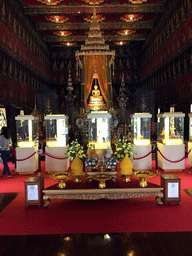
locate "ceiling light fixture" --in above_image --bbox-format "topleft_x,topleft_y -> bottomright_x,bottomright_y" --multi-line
129,0 -> 147,4
46,16 -> 69,23
37,0 -> 63,5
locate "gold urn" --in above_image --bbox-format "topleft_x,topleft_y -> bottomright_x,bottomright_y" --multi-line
120,154 -> 133,182
71,154 -> 84,182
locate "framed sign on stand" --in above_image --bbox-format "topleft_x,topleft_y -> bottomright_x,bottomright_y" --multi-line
161,175 -> 181,205
24,177 -> 44,208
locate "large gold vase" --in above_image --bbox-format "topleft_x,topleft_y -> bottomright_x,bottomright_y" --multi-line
119,154 -> 133,182
71,154 -> 84,182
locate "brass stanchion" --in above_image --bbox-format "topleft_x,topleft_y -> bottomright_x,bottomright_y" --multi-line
37,147 -> 43,177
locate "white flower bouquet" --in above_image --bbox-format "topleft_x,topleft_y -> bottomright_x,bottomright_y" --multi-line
106,157 -> 119,169
84,157 -> 97,169
114,137 -> 133,160
66,139 -> 86,162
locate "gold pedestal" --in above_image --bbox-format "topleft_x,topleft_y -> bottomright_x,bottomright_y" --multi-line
123,175 -> 131,182
58,179 -> 67,189
133,170 -> 155,187
50,172 -> 70,189
74,176 -> 81,183
139,177 -> 148,188
99,180 -> 106,189
93,174 -> 112,189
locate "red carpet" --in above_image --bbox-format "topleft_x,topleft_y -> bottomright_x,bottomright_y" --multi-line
0,160 -> 192,235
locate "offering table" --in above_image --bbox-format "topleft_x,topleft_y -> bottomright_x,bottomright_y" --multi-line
43,178 -> 164,207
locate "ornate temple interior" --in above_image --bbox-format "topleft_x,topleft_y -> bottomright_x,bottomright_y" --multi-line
0,0 -> 192,255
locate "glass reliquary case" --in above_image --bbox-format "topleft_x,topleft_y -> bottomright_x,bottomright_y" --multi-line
157,112 -> 185,145
130,113 -> 152,145
87,111 -> 111,149
15,115 -> 39,147
189,113 -> 192,142
44,115 -> 68,147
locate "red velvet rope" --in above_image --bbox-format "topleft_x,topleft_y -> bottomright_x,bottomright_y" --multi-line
14,148 -> 192,163
186,149 -> 192,157
44,151 -> 66,160
157,149 -> 191,163
133,149 -> 154,160
16,152 -> 36,161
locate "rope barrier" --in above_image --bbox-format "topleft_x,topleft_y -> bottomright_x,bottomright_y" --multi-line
43,151 -> 66,160
133,149 -> 155,160
14,147 -> 192,163
157,148 -> 188,163
184,144 -> 192,155
16,152 -> 36,161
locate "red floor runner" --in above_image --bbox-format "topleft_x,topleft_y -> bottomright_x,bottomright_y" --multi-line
0,160 -> 192,235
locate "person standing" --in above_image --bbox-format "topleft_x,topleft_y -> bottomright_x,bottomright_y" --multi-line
0,127 -> 12,178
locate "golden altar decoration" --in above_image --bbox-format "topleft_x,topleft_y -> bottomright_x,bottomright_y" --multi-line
75,6 -> 115,111
120,154 -> 133,182
71,154 -> 84,183
50,172 -> 70,189
133,170 -> 156,187
87,81 -> 107,111
93,174 -> 112,189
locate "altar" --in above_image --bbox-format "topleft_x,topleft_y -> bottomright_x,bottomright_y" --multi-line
43,177 -> 164,207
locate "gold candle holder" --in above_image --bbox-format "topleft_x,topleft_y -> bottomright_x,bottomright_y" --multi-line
133,170 -> 156,187
50,172 -> 70,189
93,174 -> 112,189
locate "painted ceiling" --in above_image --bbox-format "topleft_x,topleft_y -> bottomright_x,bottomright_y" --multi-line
19,0 -> 167,47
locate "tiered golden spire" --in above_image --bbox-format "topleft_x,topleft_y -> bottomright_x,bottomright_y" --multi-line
75,4 -> 115,56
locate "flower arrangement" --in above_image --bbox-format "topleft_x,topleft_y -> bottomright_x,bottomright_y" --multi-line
106,157 -> 119,169
114,137 -> 133,160
66,139 -> 86,162
84,157 -> 97,169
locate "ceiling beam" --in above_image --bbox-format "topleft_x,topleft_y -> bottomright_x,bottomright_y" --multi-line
44,34 -> 146,43
24,4 -> 165,15
36,21 -> 153,31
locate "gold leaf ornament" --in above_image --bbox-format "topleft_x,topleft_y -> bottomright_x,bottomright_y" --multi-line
120,154 -> 133,176
71,154 -> 84,177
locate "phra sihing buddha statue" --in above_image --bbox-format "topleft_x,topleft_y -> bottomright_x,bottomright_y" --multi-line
88,82 -> 106,110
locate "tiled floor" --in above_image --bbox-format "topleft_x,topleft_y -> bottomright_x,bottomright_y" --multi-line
0,232 -> 192,256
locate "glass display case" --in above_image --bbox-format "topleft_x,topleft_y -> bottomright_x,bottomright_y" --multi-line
157,112 -> 185,145
87,111 -> 111,151
15,115 -> 39,147
157,112 -> 185,171
188,113 -> 192,166
130,113 -> 152,170
44,115 -> 68,147
15,115 -> 39,174
44,115 -> 69,173
131,113 -> 152,145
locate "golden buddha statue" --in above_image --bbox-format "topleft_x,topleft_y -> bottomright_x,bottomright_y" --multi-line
88,81 -> 106,110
